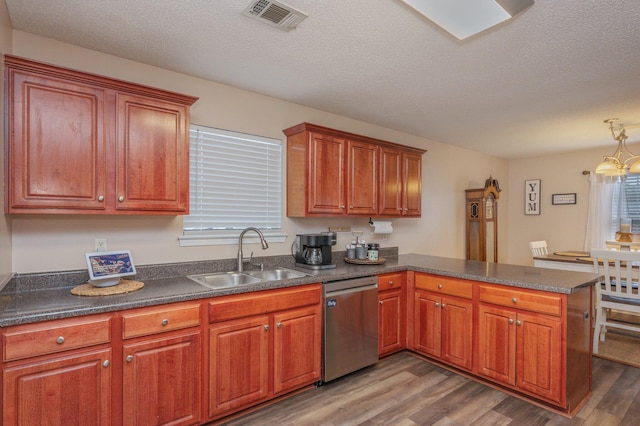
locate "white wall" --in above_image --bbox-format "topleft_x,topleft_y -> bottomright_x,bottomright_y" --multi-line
9,31 -> 510,273
0,2 -> 13,283
506,142 -> 640,266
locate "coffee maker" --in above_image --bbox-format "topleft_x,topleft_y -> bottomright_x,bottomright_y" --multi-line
294,233 -> 336,270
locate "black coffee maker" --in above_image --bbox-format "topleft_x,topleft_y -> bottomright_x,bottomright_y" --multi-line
294,233 -> 336,270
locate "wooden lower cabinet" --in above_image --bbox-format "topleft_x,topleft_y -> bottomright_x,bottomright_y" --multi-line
2,348 -> 112,426
378,272 -> 406,357
477,304 -> 563,404
208,284 -> 322,421
413,290 -> 473,371
122,331 -> 202,426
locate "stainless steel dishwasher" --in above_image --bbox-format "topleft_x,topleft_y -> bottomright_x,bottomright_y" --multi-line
323,275 -> 379,382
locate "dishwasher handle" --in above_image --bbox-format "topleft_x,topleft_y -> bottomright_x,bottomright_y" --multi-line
325,283 -> 378,298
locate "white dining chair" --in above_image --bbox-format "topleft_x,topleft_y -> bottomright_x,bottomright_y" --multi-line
590,248 -> 640,354
529,240 -> 548,257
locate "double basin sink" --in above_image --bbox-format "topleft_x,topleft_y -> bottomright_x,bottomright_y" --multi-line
188,267 -> 310,289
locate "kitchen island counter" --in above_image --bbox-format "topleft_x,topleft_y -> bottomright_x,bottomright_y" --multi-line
0,254 -> 599,326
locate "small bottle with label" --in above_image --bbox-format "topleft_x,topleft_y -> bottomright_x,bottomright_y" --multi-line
367,243 -> 379,261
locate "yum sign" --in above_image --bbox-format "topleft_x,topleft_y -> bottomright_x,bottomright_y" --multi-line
525,179 -> 540,215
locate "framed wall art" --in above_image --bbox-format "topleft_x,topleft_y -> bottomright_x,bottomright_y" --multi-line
525,179 -> 540,215
552,193 -> 576,205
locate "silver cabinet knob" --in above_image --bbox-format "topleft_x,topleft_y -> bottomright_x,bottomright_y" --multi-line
161,319 -> 169,326
516,320 -> 522,326
56,336 -> 65,344
438,284 -> 443,289
277,322 -> 282,328
264,325 -> 269,331
508,319 -> 514,324
404,208 -> 408,211
435,302 -> 440,308
512,297 -> 518,303
103,360 -> 110,368
126,355 -> 133,362
441,303 -> 446,308
380,300 -> 384,305
389,281 -> 394,286
118,196 -> 125,202
340,205 -> 345,209
98,195 -> 104,202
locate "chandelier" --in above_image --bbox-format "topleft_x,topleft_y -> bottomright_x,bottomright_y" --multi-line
595,118 -> 640,176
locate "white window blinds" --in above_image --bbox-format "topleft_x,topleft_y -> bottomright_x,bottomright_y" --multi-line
184,125 -> 282,233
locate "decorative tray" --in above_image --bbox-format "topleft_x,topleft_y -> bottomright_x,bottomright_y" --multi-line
344,257 -> 386,265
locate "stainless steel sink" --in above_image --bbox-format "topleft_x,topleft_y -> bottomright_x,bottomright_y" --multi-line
245,267 -> 309,281
187,267 -> 309,289
187,271 -> 262,289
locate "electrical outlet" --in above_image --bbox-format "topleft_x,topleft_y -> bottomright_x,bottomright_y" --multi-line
95,238 -> 107,252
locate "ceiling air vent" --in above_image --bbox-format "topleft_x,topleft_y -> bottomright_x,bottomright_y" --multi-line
242,0 -> 308,31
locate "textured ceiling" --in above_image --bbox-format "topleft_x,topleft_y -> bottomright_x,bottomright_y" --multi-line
4,0 -> 640,159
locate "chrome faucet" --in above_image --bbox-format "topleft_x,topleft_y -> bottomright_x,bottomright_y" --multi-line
237,227 -> 269,272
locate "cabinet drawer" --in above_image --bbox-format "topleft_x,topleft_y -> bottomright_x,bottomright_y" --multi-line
209,284 -> 321,323
3,315 -> 111,361
378,273 -> 404,291
122,303 -> 201,339
415,274 -> 473,299
479,285 -> 562,316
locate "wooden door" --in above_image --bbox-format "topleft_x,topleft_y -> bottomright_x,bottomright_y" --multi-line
346,140 -> 378,215
122,331 -> 201,426
273,306 -> 321,395
516,311 -> 563,404
209,315 -> 270,419
413,291 -> 441,357
402,152 -> 422,216
379,147 -> 403,216
307,132 -> 345,214
477,304 -> 516,386
2,349 -> 112,426
379,289 -> 403,356
441,296 -> 473,371
116,93 -> 189,213
7,71 -> 108,212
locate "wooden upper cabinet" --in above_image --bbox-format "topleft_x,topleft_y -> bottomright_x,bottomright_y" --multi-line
284,122 -> 426,217
4,55 -> 198,214
115,93 -> 190,212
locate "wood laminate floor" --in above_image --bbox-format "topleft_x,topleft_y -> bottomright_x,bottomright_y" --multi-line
220,352 -> 640,426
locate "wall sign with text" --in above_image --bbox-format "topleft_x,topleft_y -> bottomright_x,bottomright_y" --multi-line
525,179 -> 540,215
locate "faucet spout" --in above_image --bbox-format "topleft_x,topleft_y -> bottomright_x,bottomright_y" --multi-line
237,227 -> 269,272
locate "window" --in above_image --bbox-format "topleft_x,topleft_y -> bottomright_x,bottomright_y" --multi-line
617,174 -> 640,233
180,125 -> 284,246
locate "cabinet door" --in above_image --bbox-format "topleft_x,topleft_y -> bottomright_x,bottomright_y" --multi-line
307,132 -> 345,214
7,71 -> 108,212
413,291 -> 441,357
116,93 -> 189,213
402,152 -> 422,216
441,296 -> 473,371
2,349 -> 111,426
209,315 -> 270,419
122,331 -> 201,426
379,147 -> 403,216
346,140 -> 378,215
273,306 -> 321,395
516,311 -> 563,404
477,304 -> 516,386
379,289 -> 403,356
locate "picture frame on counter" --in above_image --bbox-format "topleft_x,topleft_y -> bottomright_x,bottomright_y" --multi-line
552,193 -> 576,205
525,179 -> 541,215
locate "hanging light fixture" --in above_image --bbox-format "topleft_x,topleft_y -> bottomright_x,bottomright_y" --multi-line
595,118 -> 640,176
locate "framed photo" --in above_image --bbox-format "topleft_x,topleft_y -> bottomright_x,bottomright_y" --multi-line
85,250 -> 136,287
552,193 -> 576,205
525,179 -> 541,215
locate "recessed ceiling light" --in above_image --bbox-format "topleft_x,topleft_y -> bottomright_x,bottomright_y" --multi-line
400,0 -> 534,40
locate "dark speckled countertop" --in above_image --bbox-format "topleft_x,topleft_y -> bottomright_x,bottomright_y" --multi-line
0,253 -> 599,327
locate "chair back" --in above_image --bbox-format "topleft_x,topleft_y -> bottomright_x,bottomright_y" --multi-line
529,240 -> 548,257
590,249 -> 640,302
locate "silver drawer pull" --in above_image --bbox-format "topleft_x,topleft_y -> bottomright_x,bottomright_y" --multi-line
103,360 -> 110,368
435,302 -> 440,308
161,319 -> 169,326
516,320 -> 522,326
118,196 -> 125,202
508,319 -> 514,324
277,322 -> 282,328
126,355 -> 133,362
389,281 -> 394,286
438,284 -> 443,289
264,325 -> 269,331
98,195 -> 104,202
56,336 -> 65,344
512,297 -> 518,303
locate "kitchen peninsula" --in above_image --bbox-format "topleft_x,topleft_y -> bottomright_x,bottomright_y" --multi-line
0,254 -> 598,424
